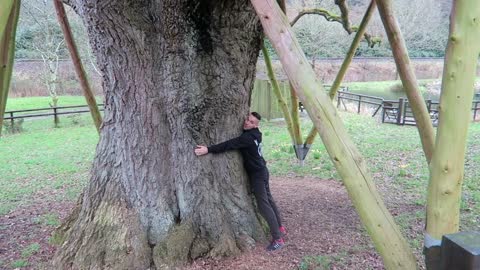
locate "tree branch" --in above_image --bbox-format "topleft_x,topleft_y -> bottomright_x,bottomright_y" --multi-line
335,0 -> 352,33
290,8 -> 342,26
291,4 -> 381,48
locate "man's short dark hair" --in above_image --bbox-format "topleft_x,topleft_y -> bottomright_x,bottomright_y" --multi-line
251,112 -> 261,121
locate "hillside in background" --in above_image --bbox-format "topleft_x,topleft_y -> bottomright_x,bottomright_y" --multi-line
11,57 -> 475,98
11,0 -> 455,98
16,0 -> 451,60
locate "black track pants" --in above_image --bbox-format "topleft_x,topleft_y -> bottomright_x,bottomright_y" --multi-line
250,169 -> 283,240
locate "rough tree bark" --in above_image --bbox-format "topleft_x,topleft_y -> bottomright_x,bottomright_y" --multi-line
53,1 -> 265,269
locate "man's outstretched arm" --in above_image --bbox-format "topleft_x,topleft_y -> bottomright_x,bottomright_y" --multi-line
195,135 -> 252,156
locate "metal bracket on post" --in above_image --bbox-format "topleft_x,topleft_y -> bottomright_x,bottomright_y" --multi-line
293,144 -> 312,165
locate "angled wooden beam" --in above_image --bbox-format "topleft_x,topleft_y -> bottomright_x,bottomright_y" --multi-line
53,0 -> 102,134
303,0 -> 377,146
0,0 -> 15,41
289,84 -> 304,153
279,0 -> 304,160
250,0 -> 417,268
376,0 -> 435,163
262,44 -> 295,142
329,0 -> 377,99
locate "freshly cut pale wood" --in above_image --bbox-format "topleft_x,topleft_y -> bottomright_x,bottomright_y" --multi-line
250,0 -> 417,269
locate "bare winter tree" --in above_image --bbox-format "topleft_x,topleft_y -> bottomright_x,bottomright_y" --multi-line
19,0 -> 66,109
53,1 -> 265,269
291,0 -> 354,61
367,0 -> 449,56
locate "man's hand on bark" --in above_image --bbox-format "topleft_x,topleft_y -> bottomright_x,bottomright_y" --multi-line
195,145 -> 208,156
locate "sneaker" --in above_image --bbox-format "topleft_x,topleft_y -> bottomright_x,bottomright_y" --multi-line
266,238 -> 284,251
279,226 -> 287,237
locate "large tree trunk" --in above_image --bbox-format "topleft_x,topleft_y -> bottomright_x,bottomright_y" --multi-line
53,1 -> 264,269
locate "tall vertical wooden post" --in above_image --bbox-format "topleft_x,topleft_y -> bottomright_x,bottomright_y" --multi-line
425,1 -> 480,268
0,0 -> 20,136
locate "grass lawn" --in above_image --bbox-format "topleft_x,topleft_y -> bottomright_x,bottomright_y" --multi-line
5,96 -> 103,111
344,77 -> 480,101
2,96 -> 480,223
1,96 -> 479,268
344,80 -> 430,100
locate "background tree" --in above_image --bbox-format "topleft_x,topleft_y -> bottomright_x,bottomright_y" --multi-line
17,0 -> 67,109
15,0 -> 96,99
361,0 -> 450,57
291,0 -> 356,62
286,0 -> 451,58
53,1 -> 265,269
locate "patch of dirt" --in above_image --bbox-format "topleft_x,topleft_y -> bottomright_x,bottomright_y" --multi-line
184,177 -> 383,270
0,177 -> 423,269
0,196 -> 74,269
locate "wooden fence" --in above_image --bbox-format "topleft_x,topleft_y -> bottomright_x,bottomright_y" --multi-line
251,79 -> 347,119
4,86 -> 480,127
2,104 -> 104,127
251,79 -> 480,125
381,98 -> 480,125
250,80 -> 294,120
336,91 -> 384,117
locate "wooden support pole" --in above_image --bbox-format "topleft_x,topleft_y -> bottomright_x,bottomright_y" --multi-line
261,44 -> 295,143
396,98 -> 404,125
280,0 -> 305,159
425,1 -> 480,268
329,0 -> 376,99
303,1 -> 376,147
376,0 -> 435,163
290,84 -> 302,145
53,0 -> 102,134
0,0 -> 15,41
250,0 -> 417,268
0,0 -> 20,136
